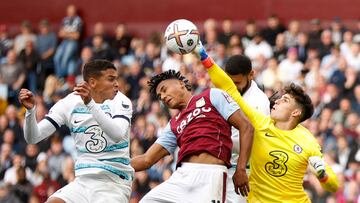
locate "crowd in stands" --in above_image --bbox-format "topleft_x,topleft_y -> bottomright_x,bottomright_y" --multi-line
0,4 -> 360,203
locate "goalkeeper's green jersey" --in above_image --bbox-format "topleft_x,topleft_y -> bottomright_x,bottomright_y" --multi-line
206,62 -> 339,203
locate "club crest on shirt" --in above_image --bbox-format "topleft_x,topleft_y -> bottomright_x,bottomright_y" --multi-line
196,97 -> 206,108
222,92 -> 234,103
293,144 -> 302,154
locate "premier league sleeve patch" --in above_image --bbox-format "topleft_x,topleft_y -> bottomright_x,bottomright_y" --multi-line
222,91 -> 235,104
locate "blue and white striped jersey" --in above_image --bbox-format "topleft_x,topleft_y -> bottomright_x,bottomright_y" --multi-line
46,92 -> 134,180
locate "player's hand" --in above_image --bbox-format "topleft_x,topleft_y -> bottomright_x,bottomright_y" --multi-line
74,82 -> 92,105
18,88 -> 35,109
193,41 -> 208,61
308,156 -> 326,179
233,168 -> 250,197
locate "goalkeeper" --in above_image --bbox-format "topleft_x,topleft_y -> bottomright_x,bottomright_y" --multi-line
196,43 -> 338,202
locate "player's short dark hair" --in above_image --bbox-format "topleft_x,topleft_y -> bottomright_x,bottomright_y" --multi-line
284,83 -> 314,123
225,55 -> 252,75
148,70 -> 191,96
83,59 -> 116,82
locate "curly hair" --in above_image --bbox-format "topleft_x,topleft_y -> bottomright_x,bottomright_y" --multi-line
284,83 -> 314,122
148,70 -> 192,96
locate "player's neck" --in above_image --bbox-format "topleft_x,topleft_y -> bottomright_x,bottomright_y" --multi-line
179,93 -> 193,110
274,120 -> 297,131
92,95 -> 106,104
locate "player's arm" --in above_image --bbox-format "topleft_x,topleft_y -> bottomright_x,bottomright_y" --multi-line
131,143 -> 170,171
210,88 -> 254,196
131,123 -> 177,171
19,89 -> 57,144
196,44 -> 267,129
86,99 -> 131,143
75,82 -> 131,143
308,142 -> 339,193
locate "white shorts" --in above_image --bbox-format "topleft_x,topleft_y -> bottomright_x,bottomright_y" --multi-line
49,173 -> 131,203
140,163 -> 227,203
226,167 -> 248,203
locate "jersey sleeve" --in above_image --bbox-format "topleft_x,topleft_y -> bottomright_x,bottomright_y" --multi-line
112,95 -> 133,124
310,140 -> 339,193
46,98 -> 67,129
87,94 -> 132,143
155,123 -> 177,154
207,62 -> 269,130
210,88 -> 240,120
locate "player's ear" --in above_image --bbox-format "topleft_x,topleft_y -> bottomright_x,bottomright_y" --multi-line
291,108 -> 302,119
88,77 -> 97,88
249,70 -> 255,80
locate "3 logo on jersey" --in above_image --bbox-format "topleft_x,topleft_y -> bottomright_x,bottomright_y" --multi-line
84,125 -> 107,153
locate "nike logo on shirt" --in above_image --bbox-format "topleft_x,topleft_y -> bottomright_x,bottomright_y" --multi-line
74,120 -> 82,124
265,133 -> 276,137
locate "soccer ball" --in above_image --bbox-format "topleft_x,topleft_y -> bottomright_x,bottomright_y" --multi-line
164,19 -> 200,55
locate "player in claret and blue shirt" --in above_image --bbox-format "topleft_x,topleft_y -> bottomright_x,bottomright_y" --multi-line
131,70 -> 254,203
18,59 -> 134,203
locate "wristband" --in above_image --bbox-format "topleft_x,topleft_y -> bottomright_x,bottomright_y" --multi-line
201,57 -> 214,69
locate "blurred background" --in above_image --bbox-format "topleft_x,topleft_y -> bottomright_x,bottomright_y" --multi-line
0,1 -> 360,203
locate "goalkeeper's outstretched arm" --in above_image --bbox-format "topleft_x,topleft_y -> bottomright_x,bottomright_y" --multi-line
195,43 -> 267,128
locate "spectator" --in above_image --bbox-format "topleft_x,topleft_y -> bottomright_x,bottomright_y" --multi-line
18,40 -> 40,93
241,19 -> 257,49
83,22 -> 111,47
330,17 -> 347,45
0,181 -> 22,203
36,19 -> 57,86
53,4 -> 83,79
0,50 -> 26,106
284,19 -> 300,48
14,20 -> 36,54
47,137 -> 67,181
318,30 -> 334,59
91,35 -> 115,61
260,14 -> 286,46
272,33 -> 288,62
32,156 -> 60,203
111,23 -> 133,60
244,32 -> 273,69
278,47 -> 304,84
218,19 -> 235,46
24,144 -> 39,172
13,166 -> 33,203
0,143 -> 13,179
0,24 -> 14,62
4,154 -> 32,185
308,18 -> 323,48
295,32 -> 309,63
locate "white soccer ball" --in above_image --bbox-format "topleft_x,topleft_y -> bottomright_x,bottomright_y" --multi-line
164,19 -> 200,55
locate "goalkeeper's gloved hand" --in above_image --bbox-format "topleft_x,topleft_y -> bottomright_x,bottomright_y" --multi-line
194,41 -> 214,69
308,156 -> 327,181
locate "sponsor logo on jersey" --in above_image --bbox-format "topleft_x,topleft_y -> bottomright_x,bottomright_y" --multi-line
176,106 -> 211,133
